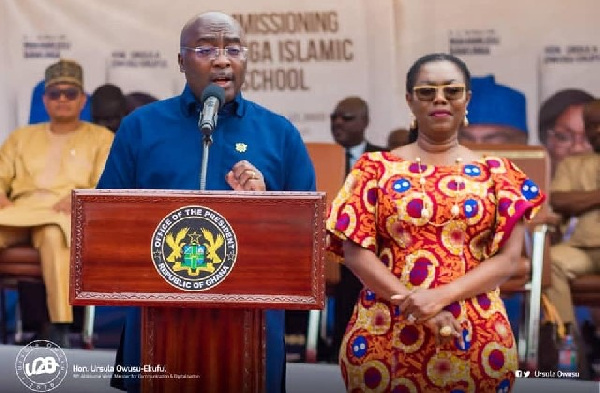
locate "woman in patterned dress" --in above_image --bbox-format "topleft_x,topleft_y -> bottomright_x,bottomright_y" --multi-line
326,53 -> 545,393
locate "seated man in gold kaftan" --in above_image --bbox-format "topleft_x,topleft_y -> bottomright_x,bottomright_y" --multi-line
0,59 -> 114,345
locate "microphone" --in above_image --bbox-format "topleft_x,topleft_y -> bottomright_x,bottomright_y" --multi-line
198,84 -> 226,136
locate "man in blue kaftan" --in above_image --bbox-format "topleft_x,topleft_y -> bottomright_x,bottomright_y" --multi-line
98,11 -> 315,393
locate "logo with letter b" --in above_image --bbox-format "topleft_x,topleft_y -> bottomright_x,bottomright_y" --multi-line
15,340 -> 68,391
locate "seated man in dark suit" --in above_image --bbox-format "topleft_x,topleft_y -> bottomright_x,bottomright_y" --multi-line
330,96 -> 386,173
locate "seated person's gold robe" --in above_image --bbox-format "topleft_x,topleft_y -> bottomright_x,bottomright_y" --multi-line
0,122 -> 114,322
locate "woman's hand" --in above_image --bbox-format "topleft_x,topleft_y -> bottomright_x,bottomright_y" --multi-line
391,287 -> 448,322
423,310 -> 463,348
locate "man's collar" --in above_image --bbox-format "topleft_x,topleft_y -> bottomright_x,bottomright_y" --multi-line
180,84 -> 245,117
347,140 -> 367,159
221,94 -> 245,116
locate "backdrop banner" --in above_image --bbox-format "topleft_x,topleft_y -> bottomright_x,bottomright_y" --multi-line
0,0 -> 598,147
394,0 -> 599,145
0,0 -> 382,144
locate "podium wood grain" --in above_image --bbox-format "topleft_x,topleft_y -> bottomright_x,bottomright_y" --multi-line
70,189 -> 326,393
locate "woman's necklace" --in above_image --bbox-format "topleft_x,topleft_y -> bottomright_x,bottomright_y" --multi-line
415,157 -> 464,227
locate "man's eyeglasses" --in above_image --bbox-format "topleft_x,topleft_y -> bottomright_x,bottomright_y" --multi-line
330,113 -> 357,122
180,46 -> 248,61
413,84 -> 466,102
45,87 -> 81,101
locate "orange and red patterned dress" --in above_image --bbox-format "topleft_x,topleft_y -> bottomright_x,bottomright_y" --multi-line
326,152 -> 545,393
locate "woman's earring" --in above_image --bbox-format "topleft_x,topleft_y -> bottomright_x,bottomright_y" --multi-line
410,115 -> 417,130
463,110 -> 469,127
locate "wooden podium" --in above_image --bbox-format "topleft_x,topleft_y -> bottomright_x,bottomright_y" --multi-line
69,189 -> 326,393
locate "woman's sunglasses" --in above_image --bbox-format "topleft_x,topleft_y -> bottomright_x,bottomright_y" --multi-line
413,84 -> 466,101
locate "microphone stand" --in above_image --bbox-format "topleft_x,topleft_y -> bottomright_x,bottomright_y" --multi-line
200,131 -> 212,191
